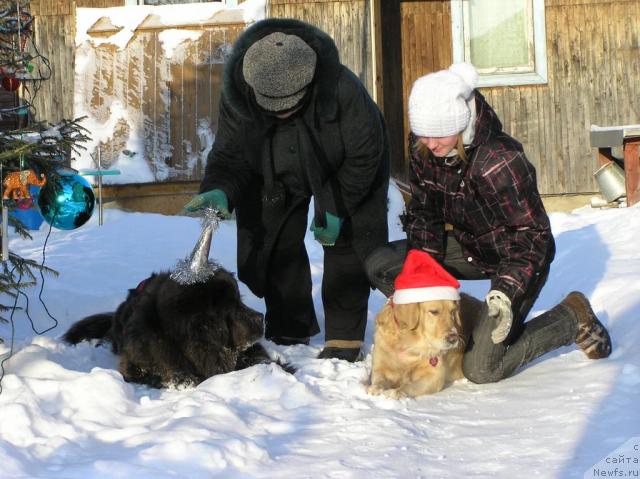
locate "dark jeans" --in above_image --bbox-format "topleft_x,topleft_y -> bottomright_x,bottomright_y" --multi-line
264,200 -> 370,342
365,238 -> 577,383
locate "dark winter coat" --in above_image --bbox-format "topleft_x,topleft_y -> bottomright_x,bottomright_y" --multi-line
200,18 -> 390,297
402,91 -> 554,306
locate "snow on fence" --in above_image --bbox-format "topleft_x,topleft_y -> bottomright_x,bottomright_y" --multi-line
73,3 -> 263,184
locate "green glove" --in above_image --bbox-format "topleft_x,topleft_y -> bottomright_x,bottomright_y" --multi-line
182,189 -> 231,218
310,212 -> 343,246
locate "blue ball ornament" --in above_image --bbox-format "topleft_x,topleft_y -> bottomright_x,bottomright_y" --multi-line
38,173 -> 95,230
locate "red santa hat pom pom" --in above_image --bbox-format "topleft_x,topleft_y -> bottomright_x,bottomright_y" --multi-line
393,249 -> 461,304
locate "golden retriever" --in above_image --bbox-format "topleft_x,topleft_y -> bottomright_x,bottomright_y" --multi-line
367,293 -> 480,399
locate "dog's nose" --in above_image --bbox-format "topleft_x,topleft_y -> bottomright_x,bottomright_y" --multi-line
446,333 -> 458,345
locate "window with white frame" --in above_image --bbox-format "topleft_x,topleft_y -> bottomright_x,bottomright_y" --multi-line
451,0 -> 547,87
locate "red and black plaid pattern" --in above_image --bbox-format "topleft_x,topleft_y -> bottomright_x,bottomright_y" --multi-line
402,92 -> 554,305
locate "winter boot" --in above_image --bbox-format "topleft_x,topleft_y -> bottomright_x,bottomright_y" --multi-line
561,292 -> 612,359
269,336 -> 310,346
317,340 -> 363,362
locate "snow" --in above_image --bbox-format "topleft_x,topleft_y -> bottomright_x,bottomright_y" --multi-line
158,29 -> 204,60
590,124 -> 640,132
1,182 -> 638,479
75,1 -> 266,51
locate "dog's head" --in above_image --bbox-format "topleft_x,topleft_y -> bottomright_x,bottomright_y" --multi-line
377,299 -> 463,357
193,269 -> 264,351
148,270 -> 264,354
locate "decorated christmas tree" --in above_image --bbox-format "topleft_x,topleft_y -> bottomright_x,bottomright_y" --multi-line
0,1 -> 91,331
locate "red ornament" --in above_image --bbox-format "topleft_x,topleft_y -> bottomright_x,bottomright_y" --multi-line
16,198 -> 33,210
2,76 -> 20,92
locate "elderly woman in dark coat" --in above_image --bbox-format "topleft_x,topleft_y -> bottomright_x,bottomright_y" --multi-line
366,63 -> 611,382
184,18 -> 389,362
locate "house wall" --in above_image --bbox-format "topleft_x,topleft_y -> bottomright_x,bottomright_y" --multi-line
29,0 -> 640,195
395,0 -> 640,195
268,0 -> 374,94
395,1 -> 452,181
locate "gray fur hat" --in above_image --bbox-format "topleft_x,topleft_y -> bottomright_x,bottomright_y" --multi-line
242,32 -> 317,112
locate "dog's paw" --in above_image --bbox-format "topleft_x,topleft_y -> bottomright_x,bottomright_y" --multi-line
366,383 -> 385,396
382,388 -> 408,400
366,383 -> 407,400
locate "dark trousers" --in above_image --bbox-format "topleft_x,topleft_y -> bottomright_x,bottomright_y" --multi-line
264,201 -> 370,342
365,238 -> 577,383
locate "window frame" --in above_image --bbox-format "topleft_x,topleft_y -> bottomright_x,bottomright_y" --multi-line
451,0 -> 548,87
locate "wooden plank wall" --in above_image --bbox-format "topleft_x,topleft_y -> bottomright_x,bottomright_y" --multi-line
79,25 -> 244,181
397,1 -> 452,183
28,0 -> 123,125
269,0 -> 374,95
76,0 -> 125,6
30,0 -> 73,15
29,1 -> 75,124
398,0 -> 640,195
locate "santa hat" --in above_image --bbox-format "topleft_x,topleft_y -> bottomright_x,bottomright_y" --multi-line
408,62 -> 479,138
393,249 -> 460,304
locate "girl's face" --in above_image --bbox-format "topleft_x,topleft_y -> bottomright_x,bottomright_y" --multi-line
416,135 -> 458,157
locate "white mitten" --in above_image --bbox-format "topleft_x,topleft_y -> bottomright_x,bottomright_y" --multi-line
485,290 -> 513,344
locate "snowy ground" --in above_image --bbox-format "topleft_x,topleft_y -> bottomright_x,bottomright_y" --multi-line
1,187 -> 639,479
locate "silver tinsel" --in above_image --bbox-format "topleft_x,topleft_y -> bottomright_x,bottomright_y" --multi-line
170,207 -> 221,285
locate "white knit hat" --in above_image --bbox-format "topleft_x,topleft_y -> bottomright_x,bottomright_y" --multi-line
393,249 -> 460,305
408,62 -> 479,138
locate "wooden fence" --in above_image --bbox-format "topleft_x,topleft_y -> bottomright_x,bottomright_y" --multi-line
76,23 -> 244,181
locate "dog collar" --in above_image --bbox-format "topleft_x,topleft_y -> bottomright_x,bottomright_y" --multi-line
429,356 -> 439,367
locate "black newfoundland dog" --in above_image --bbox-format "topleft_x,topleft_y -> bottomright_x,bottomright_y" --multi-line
63,268 -> 290,388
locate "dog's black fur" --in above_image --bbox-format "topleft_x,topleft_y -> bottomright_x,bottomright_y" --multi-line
63,268 -> 291,388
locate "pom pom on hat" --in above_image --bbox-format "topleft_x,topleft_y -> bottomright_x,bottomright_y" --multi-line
448,62 -> 479,89
393,249 -> 461,305
408,62 -> 479,138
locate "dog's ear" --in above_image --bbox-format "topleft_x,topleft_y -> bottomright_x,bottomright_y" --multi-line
393,303 -> 420,331
375,301 -> 394,328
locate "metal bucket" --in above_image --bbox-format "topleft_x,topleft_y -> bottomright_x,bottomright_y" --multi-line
593,162 -> 626,203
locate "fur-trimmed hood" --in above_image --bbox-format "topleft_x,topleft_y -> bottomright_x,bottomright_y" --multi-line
223,18 -> 342,121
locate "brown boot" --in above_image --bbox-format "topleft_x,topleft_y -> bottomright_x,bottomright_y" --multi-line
561,292 -> 612,359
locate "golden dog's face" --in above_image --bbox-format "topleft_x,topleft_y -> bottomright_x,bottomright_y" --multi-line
380,299 -> 463,356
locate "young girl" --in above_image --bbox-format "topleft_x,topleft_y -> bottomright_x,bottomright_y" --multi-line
366,63 -> 611,383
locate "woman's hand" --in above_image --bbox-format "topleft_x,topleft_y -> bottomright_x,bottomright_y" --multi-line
485,290 -> 513,344
310,212 -> 343,246
182,189 -> 231,219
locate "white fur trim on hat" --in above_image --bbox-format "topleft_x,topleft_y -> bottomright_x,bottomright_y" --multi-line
393,286 -> 460,305
408,62 -> 479,138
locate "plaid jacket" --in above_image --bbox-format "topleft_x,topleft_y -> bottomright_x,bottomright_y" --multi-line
402,91 -> 554,304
